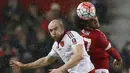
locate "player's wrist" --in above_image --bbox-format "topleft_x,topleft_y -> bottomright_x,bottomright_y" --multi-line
58,66 -> 68,73
115,55 -> 122,61
19,63 -> 25,68
116,58 -> 122,62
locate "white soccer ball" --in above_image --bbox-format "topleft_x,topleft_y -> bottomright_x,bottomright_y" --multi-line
77,2 -> 96,20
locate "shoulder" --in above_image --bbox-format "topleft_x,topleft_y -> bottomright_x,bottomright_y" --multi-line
90,29 -> 102,34
65,31 -> 81,39
95,29 -> 104,34
95,29 -> 107,38
91,29 -> 108,42
86,29 -> 107,40
52,42 -> 57,49
90,29 -> 105,36
67,31 -> 80,36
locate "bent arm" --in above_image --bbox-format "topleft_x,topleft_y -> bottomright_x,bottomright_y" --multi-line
59,44 -> 83,71
106,47 -> 122,60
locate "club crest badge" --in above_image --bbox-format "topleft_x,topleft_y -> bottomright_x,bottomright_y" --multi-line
60,41 -> 64,47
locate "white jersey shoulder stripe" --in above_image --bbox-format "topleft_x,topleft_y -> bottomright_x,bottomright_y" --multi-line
105,43 -> 111,50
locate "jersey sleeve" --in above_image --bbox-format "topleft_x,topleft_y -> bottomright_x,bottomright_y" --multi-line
48,49 -> 59,57
47,43 -> 59,57
98,31 -> 111,51
67,31 -> 84,48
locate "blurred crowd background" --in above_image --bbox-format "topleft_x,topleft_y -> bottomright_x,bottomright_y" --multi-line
0,0 -> 130,73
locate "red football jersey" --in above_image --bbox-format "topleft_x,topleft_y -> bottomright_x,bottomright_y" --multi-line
80,28 -> 111,69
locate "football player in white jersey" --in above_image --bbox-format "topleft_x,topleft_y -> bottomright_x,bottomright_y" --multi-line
10,19 -> 95,73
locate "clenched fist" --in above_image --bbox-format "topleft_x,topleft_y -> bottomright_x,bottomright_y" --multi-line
112,59 -> 122,68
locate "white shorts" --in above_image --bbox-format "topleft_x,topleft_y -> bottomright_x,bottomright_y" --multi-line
95,69 -> 109,73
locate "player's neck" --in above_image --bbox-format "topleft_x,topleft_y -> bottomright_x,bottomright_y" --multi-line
84,27 -> 95,30
57,30 -> 67,43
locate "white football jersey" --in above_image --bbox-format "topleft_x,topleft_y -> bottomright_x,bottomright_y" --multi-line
48,31 -> 94,73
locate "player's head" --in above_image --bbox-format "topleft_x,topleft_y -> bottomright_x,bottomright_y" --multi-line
87,16 -> 100,29
74,15 -> 100,30
48,19 -> 64,41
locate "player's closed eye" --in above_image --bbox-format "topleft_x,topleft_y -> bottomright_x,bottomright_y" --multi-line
49,29 -> 53,32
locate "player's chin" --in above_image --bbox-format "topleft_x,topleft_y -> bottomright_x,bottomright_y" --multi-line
52,36 -> 58,40
52,36 -> 56,39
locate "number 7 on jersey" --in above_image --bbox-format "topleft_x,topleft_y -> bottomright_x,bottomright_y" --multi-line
83,37 -> 91,51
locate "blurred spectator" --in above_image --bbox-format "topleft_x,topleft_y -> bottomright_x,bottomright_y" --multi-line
50,3 -> 61,19
12,25 -> 35,62
40,3 -> 61,32
35,28 -> 53,59
66,6 -> 77,30
1,0 -> 23,36
11,25 -> 36,73
23,3 -> 41,30
2,0 -> 23,23
22,4 -> 43,45
5,12 -> 23,36
40,11 -> 54,33
121,41 -> 130,73
0,34 -> 17,73
41,2 -> 73,32
67,7 -> 76,24
10,12 -> 21,22
51,3 -> 72,30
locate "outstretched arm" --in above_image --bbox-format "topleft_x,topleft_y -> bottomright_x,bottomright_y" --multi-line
10,56 -> 56,69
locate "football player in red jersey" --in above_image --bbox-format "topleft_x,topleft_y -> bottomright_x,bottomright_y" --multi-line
74,16 -> 122,73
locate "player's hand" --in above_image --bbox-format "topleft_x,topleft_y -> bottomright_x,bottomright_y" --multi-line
112,59 -> 122,68
49,68 -> 67,73
49,68 -> 62,73
10,60 -> 24,68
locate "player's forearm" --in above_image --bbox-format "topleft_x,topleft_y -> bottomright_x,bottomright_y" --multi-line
59,54 -> 83,71
22,57 -> 50,69
106,47 -> 122,60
